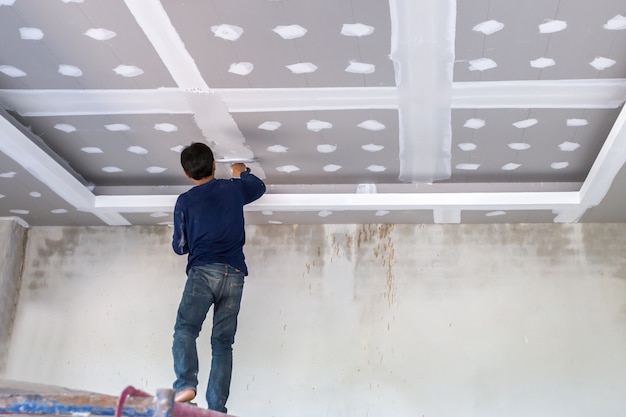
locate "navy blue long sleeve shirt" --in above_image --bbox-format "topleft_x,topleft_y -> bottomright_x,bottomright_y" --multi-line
172,170 -> 266,275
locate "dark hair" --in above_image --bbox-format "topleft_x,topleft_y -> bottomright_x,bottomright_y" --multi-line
180,142 -> 215,180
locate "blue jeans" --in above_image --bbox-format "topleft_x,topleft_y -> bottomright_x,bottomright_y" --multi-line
172,263 -> 245,413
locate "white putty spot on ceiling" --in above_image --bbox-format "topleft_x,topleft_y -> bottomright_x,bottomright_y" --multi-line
273,25 -> 307,39
551,162 -> 569,169
318,210 -> 332,218
358,120 -> 385,131
486,211 -> 506,217
267,145 -> 288,153
323,164 -> 342,172
509,142 -> 531,150
456,163 -> 480,170
0,194 -> 4,199
10,209 -> 29,215
54,123 -> 76,133
262,210 -> 273,216
229,62 -> 254,76
567,118 -> 588,127
345,61 -> 375,74
58,64 -> 82,77
159,221 -> 174,227
268,220 -> 282,225
212,24 -> 243,41
105,123 -> 130,131
259,121 -> 281,131
473,20 -> 504,35
367,165 -> 386,172
604,15 -> 626,30
150,212 -> 169,218
375,210 -> 389,216
590,57 -> 616,70
102,167 -> 123,173
81,147 -> 103,154
458,143 -> 477,151
356,184 -> 377,194
307,119 -> 332,132
341,23 -> 374,37
113,65 -> 144,77
0,0 -> 16,5
0,171 -> 17,178
464,118 -> 485,129
51,209 -> 68,214
62,0 -> 83,3
468,58 -> 497,71
171,145 -> 185,153
513,118 -> 538,128
539,20 -> 567,34
154,123 -> 178,132
29,192 -> 41,198
362,143 -> 384,152
559,141 -> 580,151
530,57 -> 555,68
502,163 -> 521,171
20,27 -> 44,40
0,65 -> 26,77
127,146 -> 148,154
147,166 -> 167,174
84,28 -> 117,40
276,165 -> 300,173
317,144 -> 337,153
286,63 -> 317,74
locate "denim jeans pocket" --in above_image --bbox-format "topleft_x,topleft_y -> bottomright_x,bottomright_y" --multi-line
224,278 -> 244,312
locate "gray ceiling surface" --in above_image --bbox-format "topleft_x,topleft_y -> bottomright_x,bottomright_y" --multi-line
1,0 -> 626,227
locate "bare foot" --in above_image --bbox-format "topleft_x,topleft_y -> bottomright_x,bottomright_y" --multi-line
174,388 -> 196,403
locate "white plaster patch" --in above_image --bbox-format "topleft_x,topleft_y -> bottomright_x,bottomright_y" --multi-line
559,141 -> 580,151
102,167 -> 123,173
567,118 -> 588,127
212,24 -> 243,41
286,63 -> 317,74
127,146 -> 148,154
10,209 -> 29,215
259,121 -> 281,131
323,164 -> 342,172
464,118 -> 485,129
0,0 -> 16,5
502,163 -> 521,171
113,65 -> 144,77
468,58 -> 497,71
307,120 -> 332,132
29,192 -> 41,197
150,212 -> 169,218
458,143 -> 477,151
51,209 -> 68,214
590,57 -> 616,70
105,124 -> 130,131
509,142 -> 531,150
262,210 -> 273,216
539,20 -> 567,33
604,15 -> 626,30
362,143 -> 384,152
341,23 -> 374,37
318,210 -> 332,218
81,147 -> 103,154
0,65 -> 26,77
472,20 -> 504,35
375,210 -> 389,217
0,171 -> 17,178
345,61 -> 375,74
267,145 -> 288,153
551,162 -> 569,169
276,165 -> 300,173
229,62 -> 254,76
456,163 -> 480,170
530,57 -> 555,68
513,118 -> 538,129
154,123 -> 178,132
356,184 -> 377,194
54,123 -> 76,133
58,64 -> 82,77
0,194 -> 4,199
486,211 -> 506,217
358,120 -> 385,131
268,220 -> 282,225
84,28 -> 117,40
147,166 -> 167,174
367,165 -> 386,172
317,144 -> 337,153
273,25 -> 307,39
171,145 -> 185,153
62,0 -> 83,3
20,27 -> 44,40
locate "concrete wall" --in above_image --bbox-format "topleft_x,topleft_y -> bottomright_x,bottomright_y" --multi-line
2,223 -> 626,417
0,219 -> 27,374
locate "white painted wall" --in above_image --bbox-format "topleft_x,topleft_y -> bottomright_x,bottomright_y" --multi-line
3,224 -> 626,417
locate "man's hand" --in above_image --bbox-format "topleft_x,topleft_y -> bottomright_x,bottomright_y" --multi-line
230,162 -> 247,178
